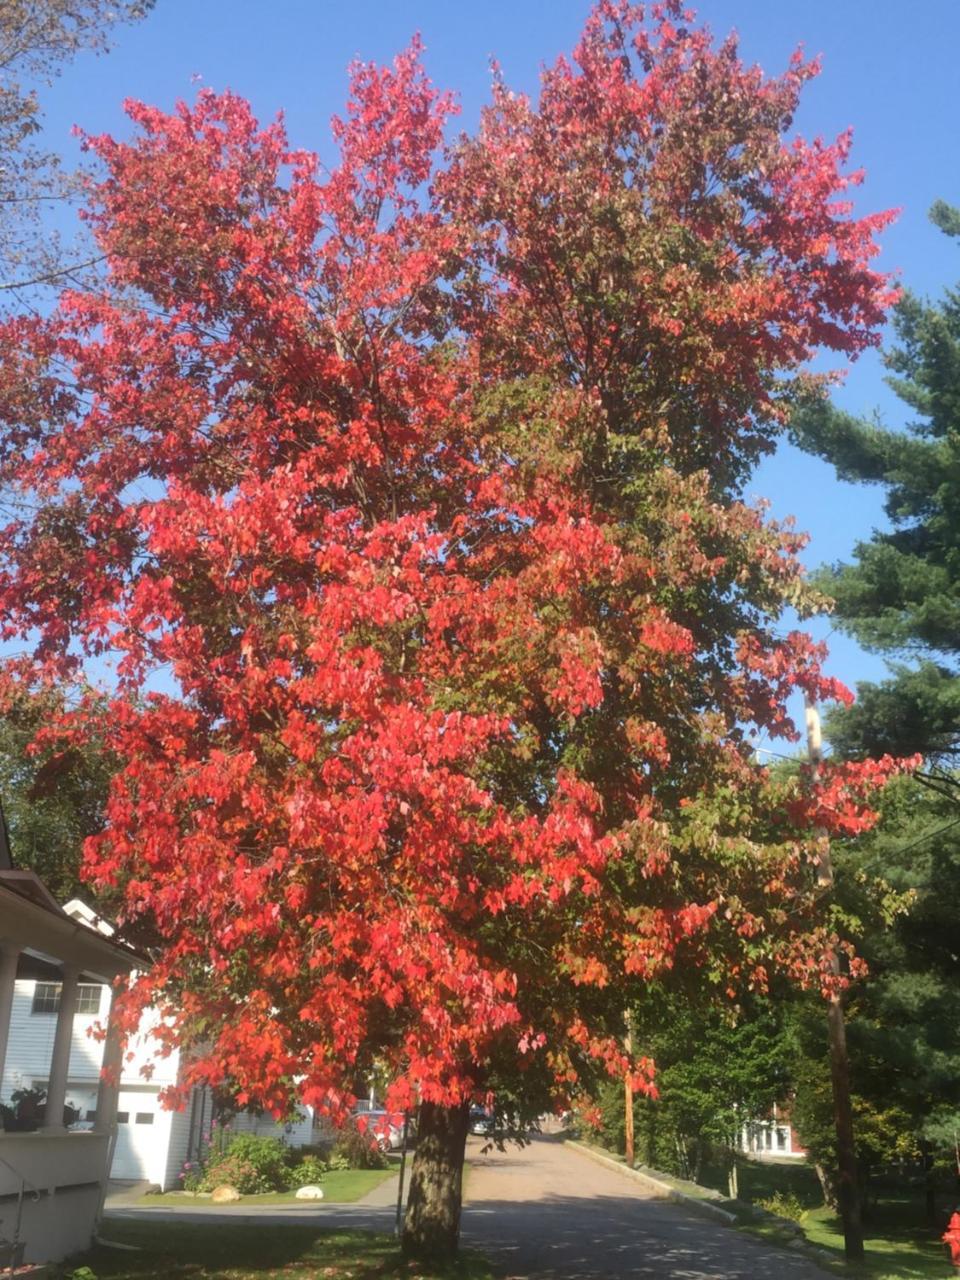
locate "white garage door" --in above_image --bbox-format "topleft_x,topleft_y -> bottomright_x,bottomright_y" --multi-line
110,1091 -> 160,1181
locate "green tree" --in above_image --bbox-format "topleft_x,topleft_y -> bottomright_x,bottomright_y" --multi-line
793,202 -> 960,1207
592,989 -> 791,1196
0,687 -> 113,901
793,201 -> 960,766
789,984 -> 922,1213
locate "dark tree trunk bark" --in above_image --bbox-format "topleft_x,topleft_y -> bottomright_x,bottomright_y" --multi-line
401,1100 -> 470,1263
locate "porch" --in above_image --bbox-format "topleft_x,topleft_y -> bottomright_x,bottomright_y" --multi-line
0,869 -> 140,1264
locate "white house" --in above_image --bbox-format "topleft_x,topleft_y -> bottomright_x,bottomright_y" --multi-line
0,865 -> 140,1267
2,901 -> 316,1193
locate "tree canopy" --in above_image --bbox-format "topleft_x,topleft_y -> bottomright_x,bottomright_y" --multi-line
0,1 -> 908,1256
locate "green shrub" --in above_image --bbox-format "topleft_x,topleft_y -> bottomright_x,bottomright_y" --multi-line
331,1122 -> 388,1170
200,1153 -> 262,1194
180,1159 -> 204,1192
287,1154 -> 328,1188
757,1190 -> 806,1222
200,1134 -> 290,1193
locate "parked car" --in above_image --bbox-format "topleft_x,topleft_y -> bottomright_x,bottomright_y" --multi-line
469,1107 -> 495,1136
352,1108 -> 407,1151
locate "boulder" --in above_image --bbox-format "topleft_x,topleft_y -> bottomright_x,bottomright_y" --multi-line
211,1185 -> 241,1203
295,1184 -> 325,1200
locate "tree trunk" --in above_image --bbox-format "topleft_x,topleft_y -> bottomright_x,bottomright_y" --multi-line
815,1161 -> 838,1210
401,1100 -> 470,1263
727,1148 -> 739,1200
691,1138 -> 704,1185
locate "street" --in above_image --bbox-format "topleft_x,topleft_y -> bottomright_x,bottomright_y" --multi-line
461,1135 -> 830,1279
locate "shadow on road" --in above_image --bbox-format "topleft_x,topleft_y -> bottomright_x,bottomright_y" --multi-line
462,1191 -> 829,1280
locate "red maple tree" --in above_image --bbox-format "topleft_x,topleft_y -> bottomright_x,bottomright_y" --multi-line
0,2 -> 910,1257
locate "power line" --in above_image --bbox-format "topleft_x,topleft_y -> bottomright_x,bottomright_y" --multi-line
855,816 -> 960,871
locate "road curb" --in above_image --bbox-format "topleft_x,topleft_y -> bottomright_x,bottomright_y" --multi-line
564,1140 -> 738,1224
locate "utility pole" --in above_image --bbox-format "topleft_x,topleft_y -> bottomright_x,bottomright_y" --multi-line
394,1112 -> 410,1238
805,694 -> 864,1262
624,1008 -> 635,1167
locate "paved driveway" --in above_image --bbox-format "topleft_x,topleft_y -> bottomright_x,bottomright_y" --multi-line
461,1135 -> 830,1279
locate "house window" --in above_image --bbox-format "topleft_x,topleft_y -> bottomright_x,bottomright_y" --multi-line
85,1109 -> 97,1122
135,1112 -> 154,1125
116,1111 -> 129,1124
31,982 -> 60,1014
30,982 -> 103,1015
77,984 -> 102,1014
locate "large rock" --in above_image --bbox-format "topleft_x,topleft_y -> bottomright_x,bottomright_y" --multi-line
295,1184 -> 324,1200
211,1185 -> 242,1203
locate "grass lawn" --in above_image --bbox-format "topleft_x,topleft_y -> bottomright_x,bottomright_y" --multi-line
145,1167 -> 396,1206
802,1203 -> 952,1280
711,1161 -> 953,1279
697,1152 -> 823,1209
619,1146 -> 954,1278
64,1219 -> 494,1280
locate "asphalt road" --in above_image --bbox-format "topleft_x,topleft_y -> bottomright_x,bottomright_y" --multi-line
105,1136 -> 832,1279
460,1135 -> 831,1280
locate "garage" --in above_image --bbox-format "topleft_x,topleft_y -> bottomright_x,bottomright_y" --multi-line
109,1089 -> 164,1182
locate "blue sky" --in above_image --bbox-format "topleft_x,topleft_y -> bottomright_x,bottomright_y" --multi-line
34,0 -> 960,735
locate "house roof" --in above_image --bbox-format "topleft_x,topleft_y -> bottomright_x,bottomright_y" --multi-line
0,869 -> 145,980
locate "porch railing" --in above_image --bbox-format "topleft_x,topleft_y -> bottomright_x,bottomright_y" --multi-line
0,1152 -> 40,1275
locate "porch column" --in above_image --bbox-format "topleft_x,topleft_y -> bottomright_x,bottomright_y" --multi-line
93,994 -> 124,1136
43,963 -> 79,1130
0,942 -> 19,1088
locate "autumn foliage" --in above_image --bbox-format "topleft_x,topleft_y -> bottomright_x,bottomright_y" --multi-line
0,2 -> 910,1136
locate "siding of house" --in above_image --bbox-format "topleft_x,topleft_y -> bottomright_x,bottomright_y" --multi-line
162,1102 -> 199,1191
739,1100 -> 807,1160
229,1106 -> 316,1148
4,979 -> 319,1191
1,978 -> 108,1110
3,978 -> 187,1188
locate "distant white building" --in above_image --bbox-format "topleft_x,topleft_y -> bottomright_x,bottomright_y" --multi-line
739,1101 -> 807,1160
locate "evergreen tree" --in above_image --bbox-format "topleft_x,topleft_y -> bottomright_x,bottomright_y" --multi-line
793,201 -> 960,766
793,203 -> 960,1200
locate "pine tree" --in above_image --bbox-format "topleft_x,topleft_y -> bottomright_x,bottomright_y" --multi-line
793,203 -> 960,1205
793,201 -> 960,765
